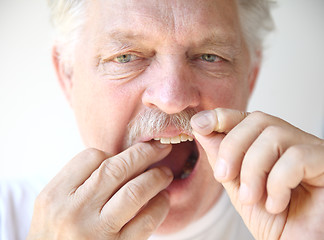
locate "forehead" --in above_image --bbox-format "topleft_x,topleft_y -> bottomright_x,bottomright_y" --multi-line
85,0 -> 241,47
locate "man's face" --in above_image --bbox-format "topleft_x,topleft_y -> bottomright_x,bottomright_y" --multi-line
65,0 -> 255,233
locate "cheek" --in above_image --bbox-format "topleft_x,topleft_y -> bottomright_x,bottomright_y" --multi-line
199,76 -> 250,111
71,73 -> 141,154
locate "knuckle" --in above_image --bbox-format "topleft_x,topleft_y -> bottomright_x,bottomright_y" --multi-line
262,126 -> 289,152
249,111 -> 267,122
285,145 -> 307,163
248,111 -> 272,129
124,182 -> 145,207
263,125 -> 283,140
130,143 -> 154,161
102,144 -> 153,182
102,217 -> 122,234
142,214 -> 159,233
103,157 -> 129,182
83,148 -> 107,161
262,126 -> 294,156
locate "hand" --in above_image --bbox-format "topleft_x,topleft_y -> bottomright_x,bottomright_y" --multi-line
27,142 -> 173,240
191,108 -> 324,240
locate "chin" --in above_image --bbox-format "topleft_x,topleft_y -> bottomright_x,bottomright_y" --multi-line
155,209 -> 195,235
155,183 -> 222,235
153,143 -> 223,235
130,128 -> 224,235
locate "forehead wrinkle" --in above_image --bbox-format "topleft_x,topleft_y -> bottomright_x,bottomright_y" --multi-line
105,31 -> 146,46
88,0 -> 168,49
94,30 -> 152,53
194,30 -> 242,55
90,0 -> 243,56
153,0 -> 241,47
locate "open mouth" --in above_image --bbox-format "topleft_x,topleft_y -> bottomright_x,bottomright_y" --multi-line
150,134 -> 199,179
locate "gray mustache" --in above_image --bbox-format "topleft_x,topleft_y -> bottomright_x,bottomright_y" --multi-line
125,108 -> 197,147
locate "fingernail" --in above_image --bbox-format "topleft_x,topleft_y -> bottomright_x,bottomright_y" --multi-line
192,111 -> 212,129
214,158 -> 228,179
239,183 -> 251,203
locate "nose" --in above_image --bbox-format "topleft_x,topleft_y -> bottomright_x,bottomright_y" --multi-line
142,57 -> 200,114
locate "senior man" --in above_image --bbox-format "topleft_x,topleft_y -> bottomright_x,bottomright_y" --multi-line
13,0 -> 324,239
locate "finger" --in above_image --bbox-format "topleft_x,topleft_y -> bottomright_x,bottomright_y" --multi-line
191,109 -> 257,182
47,148 -> 111,195
214,112 -> 290,182
266,144 -> 324,214
191,108 -> 250,135
100,167 -> 173,233
195,112 -> 268,182
120,191 -> 170,239
239,126 -> 293,204
192,131 -> 225,173
75,142 -> 172,207
191,108 -> 250,180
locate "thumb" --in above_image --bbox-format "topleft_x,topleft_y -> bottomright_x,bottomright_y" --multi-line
190,108 -> 249,212
190,108 -> 250,135
190,108 -> 250,176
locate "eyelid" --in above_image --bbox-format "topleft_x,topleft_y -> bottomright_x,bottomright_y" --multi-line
190,50 -> 231,62
201,54 -> 221,61
100,52 -> 145,64
113,54 -> 140,63
193,53 -> 224,63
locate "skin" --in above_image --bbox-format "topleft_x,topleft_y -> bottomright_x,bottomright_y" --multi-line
53,0 -> 254,234
27,0 -> 324,239
191,109 -> 324,239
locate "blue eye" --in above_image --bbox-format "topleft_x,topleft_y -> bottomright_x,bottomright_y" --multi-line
201,54 -> 220,63
115,54 -> 132,63
114,54 -> 139,63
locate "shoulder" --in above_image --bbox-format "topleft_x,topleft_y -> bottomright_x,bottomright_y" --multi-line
0,177 -> 45,240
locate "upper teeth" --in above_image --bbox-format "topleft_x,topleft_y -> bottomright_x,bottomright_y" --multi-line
154,134 -> 193,144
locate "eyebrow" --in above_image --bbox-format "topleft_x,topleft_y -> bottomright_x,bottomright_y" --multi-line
97,28 -> 242,58
195,30 -> 242,54
158,37 -> 239,63
109,30 -> 147,42
97,30 -> 149,51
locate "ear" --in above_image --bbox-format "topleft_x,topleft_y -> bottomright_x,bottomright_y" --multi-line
52,46 -> 73,106
248,50 -> 262,96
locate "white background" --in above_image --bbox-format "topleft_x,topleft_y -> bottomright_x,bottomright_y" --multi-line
1,0 -> 324,180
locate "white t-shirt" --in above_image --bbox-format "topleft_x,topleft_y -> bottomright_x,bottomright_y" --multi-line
149,191 -> 253,240
0,178 -> 44,240
0,178 -> 253,240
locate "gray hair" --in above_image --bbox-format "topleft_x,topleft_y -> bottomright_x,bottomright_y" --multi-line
48,0 -> 274,70
236,0 -> 275,62
48,0 -> 87,74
